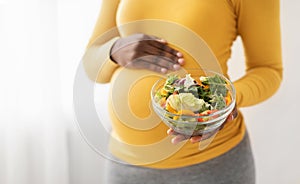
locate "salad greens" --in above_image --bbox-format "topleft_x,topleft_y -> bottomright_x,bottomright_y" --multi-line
155,74 -> 230,117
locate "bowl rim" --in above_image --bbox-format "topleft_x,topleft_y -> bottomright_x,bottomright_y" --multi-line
150,69 -> 236,122
153,102 -> 234,125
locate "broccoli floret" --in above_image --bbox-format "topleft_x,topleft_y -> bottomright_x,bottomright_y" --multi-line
200,75 -> 226,85
200,75 -> 228,97
164,84 -> 175,93
210,94 -> 226,110
193,85 -> 212,102
210,84 -> 228,97
208,75 -> 226,84
166,75 -> 179,85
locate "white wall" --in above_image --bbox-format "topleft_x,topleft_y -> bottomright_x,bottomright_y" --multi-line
56,1 -> 300,184
228,1 -> 300,184
57,1 -> 108,183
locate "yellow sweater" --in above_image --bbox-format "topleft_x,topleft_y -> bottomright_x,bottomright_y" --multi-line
84,0 -> 283,169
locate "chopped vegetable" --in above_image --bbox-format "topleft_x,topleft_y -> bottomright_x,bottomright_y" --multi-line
154,74 -> 232,122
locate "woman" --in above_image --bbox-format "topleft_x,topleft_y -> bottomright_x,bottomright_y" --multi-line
83,0 -> 283,183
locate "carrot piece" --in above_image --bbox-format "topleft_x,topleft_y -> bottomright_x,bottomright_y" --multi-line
166,103 -> 177,114
177,109 -> 195,116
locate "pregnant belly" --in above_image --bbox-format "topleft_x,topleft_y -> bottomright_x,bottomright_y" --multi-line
108,68 -> 168,145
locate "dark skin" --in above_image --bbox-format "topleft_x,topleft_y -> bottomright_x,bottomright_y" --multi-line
110,33 -> 184,73
110,33 -> 238,144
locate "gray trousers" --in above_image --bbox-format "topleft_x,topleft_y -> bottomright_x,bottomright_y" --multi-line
104,132 -> 255,184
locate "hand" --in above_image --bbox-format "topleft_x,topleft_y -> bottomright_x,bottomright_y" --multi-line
167,105 -> 238,144
110,33 -> 184,73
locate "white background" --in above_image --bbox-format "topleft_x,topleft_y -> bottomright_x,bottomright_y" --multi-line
0,0 -> 299,184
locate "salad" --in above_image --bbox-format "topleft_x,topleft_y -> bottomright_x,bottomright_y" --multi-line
154,74 -> 232,122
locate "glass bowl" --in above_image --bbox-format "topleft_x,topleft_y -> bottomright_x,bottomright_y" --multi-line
150,69 -> 236,136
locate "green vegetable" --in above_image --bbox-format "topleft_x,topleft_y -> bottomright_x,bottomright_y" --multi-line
200,74 -> 228,97
158,74 -> 229,113
210,94 -> 226,110
200,75 -> 226,85
166,75 -> 179,85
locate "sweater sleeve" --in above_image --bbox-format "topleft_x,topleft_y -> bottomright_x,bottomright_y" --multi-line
232,0 -> 283,107
83,0 -> 120,83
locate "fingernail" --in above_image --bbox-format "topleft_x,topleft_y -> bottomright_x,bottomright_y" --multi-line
171,137 -> 182,145
159,39 -> 167,43
228,114 -> 234,121
176,52 -> 183,57
178,58 -> 184,65
171,139 -> 178,145
173,64 -> 181,70
190,137 -> 201,143
161,68 -> 167,73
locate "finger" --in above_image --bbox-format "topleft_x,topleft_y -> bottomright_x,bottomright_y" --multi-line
137,34 -> 184,62
226,105 -> 238,122
219,117 -> 230,130
191,130 -> 218,143
167,128 -> 175,135
142,34 -> 164,42
167,128 -> 180,136
219,110 -> 233,130
134,55 -> 180,70
144,54 -> 181,71
202,130 -> 218,140
190,136 -> 202,143
226,114 -> 235,122
178,58 -> 185,65
147,39 -> 183,58
156,38 -> 167,44
142,34 -> 168,45
232,105 -> 238,118
129,58 -> 168,74
171,134 -> 190,145
144,44 -> 180,65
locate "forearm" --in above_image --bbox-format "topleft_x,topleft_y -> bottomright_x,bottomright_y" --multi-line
234,65 -> 283,107
233,0 -> 283,107
83,0 -> 120,83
